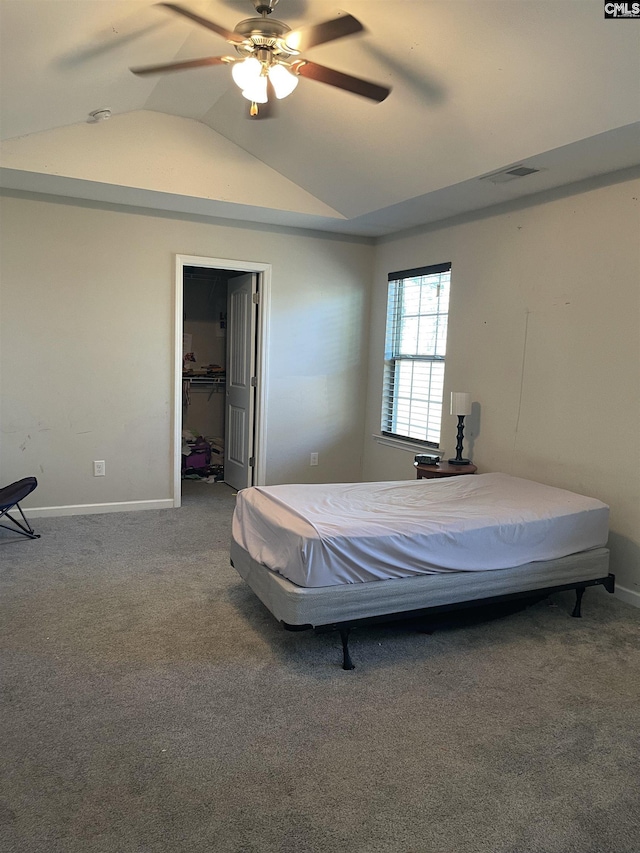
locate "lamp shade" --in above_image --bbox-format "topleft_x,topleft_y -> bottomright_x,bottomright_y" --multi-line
450,392 -> 472,416
268,63 -> 299,99
231,57 -> 262,90
241,75 -> 268,104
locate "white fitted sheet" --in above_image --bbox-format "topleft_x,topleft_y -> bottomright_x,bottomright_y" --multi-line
231,473 -> 609,588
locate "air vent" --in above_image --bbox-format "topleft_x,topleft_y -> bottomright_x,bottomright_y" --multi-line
506,166 -> 539,177
480,165 -> 542,185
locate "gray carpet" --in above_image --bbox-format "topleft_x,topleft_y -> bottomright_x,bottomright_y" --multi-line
1,481 -> 639,853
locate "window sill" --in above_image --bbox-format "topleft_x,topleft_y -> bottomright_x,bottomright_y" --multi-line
372,434 -> 443,455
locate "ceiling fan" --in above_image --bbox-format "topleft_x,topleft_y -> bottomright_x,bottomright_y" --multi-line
130,0 -> 391,116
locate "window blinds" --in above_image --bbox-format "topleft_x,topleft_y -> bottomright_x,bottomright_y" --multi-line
382,263 -> 451,446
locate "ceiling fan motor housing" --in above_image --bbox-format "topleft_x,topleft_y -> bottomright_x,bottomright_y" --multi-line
233,17 -> 294,60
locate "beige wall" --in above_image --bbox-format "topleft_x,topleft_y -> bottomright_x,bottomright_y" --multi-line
364,175 -> 640,603
0,193 -> 372,508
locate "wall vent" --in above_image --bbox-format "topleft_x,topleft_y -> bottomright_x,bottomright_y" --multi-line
480,165 -> 541,185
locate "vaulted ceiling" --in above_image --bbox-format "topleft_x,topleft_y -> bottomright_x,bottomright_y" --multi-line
1,0 -> 639,236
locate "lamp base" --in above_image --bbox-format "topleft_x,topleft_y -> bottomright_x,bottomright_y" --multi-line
448,457 -> 471,466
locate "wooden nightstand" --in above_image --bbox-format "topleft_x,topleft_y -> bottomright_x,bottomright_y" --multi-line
415,461 -> 477,479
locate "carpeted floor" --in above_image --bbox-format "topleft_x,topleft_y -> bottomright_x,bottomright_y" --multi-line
1,480 -> 639,853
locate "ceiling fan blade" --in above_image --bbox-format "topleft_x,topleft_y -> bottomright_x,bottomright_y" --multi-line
131,55 -> 231,75
159,2 -> 245,45
293,60 -> 390,103
284,13 -> 363,52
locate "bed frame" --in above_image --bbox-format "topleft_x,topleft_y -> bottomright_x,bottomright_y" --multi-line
230,540 -> 614,669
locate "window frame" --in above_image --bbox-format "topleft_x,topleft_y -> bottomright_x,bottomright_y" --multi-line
381,262 -> 452,449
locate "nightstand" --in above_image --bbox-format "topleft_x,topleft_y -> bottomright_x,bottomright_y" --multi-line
415,461 -> 477,479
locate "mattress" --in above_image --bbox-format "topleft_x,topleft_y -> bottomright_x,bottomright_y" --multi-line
231,473 -> 609,588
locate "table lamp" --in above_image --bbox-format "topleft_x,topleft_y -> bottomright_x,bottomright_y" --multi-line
448,392 -> 472,465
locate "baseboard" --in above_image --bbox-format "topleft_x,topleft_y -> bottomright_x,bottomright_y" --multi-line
23,499 -> 175,518
614,584 -> 640,609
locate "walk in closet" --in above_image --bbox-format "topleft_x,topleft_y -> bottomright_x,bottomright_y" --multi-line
181,267 -> 230,485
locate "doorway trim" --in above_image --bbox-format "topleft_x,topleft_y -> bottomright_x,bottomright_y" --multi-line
173,254 -> 271,507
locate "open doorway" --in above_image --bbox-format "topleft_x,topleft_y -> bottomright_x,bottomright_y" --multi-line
173,254 -> 270,507
181,266 -> 235,489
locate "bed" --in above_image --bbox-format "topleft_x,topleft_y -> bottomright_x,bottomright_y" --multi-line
230,473 -> 614,668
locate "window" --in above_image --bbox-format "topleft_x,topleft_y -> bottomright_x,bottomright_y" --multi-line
381,262 -> 451,447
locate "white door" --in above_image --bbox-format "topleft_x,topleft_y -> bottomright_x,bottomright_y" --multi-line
224,273 -> 257,490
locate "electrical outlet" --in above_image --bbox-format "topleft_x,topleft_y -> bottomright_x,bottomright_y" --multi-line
93,460 -> 106,477
310,452 -> 319,467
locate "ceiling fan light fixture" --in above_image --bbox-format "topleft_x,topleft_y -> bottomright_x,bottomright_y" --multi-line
231,56 -> 262,90
268,62 -> 298,99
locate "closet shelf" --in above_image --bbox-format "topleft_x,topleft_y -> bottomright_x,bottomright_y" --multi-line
182,374 -> 226,402
183,374 -> 225,384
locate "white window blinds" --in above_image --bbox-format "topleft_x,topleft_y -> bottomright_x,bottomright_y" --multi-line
382,263 -> 451,446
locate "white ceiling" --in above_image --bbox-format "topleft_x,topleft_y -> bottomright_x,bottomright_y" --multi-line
1,0 -> 639,237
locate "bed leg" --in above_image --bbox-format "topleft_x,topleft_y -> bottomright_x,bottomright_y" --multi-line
339,627 -> 355,670
571,587 -> 585,618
